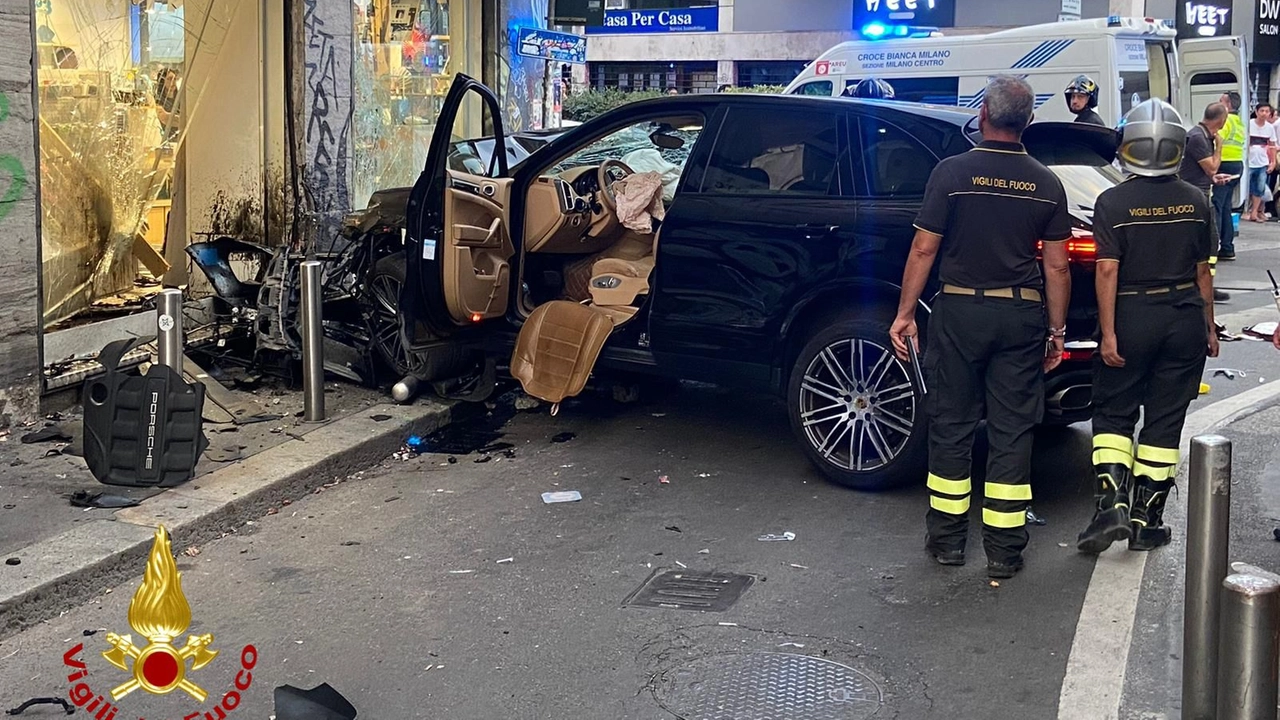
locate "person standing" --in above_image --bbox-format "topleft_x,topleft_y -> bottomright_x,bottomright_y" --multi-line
1178,102 -> 1231,302
1245,102 -> 1278,223
889,75 -> 1072,580
1214,91 -> 1245,259
1065,75 -> 1106,126
1076,99 -> 1219,553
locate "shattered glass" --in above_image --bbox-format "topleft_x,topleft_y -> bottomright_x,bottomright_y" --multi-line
35,0 -> 234,328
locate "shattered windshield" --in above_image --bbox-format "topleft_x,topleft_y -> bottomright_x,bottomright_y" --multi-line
549,122 -> 701,175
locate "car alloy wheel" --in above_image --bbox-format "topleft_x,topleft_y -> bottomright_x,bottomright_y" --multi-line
367,263 -> 428,378
797,337 -> 917,473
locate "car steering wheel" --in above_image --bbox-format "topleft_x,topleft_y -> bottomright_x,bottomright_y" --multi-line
597,160 -> 635,213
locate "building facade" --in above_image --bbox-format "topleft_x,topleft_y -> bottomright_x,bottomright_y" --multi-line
0,0 -> 553,423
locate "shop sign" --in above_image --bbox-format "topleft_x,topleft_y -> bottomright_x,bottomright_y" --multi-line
853,0 -> 956,29
1060,0 -> 1081,18
1177,0 -> 1232,38
516,27 -> 588,64
1258,0 -> 1280,63
587,7 -> 719,34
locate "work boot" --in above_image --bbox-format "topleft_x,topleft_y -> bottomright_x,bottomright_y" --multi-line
987,557 -> 1024,579
925,535 -> 965,566
1129,475 -> 1173,551
1077,463 -> 1133,554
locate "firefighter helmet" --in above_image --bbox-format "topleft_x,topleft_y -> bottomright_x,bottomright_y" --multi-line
845,78 -> 896,100
1116,98 -> 1186,178
1064,74 -> 1099,111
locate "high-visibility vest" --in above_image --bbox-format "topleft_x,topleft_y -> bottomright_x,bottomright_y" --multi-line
1221,114 -> 1246,162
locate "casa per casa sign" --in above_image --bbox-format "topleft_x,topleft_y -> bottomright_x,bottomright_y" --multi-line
588,7 -> 719,34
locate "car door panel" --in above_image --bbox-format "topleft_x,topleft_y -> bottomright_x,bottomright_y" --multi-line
441,174 -> 513,321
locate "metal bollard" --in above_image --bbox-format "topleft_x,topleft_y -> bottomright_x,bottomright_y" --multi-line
1216,573 -> 1280,720
391,375 -> 420,405
1183,435 -> 1232,719
300,261 -> 325,422
156,288 -> 184,371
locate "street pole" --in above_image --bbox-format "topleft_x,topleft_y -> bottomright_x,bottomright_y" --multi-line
1183,435 -> 1232,719
1217,572 -> 1280,720
300,260 -> 325,422
391,375 -> 420,404
156,288 -> 183,372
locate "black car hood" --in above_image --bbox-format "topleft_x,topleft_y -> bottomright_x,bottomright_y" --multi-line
1022,122 -> 1119,166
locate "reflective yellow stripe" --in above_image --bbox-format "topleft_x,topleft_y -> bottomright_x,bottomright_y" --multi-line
985,482 -> 1032,501
983,507 -> 1026,529
1092,448 -> 1134,467
1093,434 -> 1133,453
1136,445 -> 1180,464
1134,461 -> 1177,481
930,495 -> 971,515
927,473 -> 971,496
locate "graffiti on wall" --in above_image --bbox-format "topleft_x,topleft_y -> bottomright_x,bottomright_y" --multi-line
302,0 -> 353,248
0,93 -> 29,226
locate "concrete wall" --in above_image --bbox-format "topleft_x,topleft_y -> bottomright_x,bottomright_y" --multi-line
0,0 -> 43,425
955,0 -> 1114,26
733,0 -> 853,33
586,30 -> 852,62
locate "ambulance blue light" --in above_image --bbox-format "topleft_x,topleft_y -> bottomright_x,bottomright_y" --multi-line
1107,15 -> 1122,26
861,22 -> 890,39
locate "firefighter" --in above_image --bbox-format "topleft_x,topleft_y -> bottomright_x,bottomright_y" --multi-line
844,77 -> 895,100
889,75 -> 1073,579
1065,75 -> 1105,126
1076,99 -> 1220,554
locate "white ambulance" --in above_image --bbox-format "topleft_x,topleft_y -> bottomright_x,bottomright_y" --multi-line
783,16 -> 1247,131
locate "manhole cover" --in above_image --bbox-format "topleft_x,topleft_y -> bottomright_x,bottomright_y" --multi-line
623,569 -> 754,612
652,652 -> 882,720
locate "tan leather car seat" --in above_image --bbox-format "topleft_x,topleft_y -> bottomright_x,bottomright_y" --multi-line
511,301 -> 614,407
589,255 -> 655,307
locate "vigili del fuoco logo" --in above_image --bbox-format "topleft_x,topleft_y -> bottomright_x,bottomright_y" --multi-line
62,525 -> 259,720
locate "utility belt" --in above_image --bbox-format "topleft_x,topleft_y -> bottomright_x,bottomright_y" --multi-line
1117,281 -> 1196,297
941,284 -> 1042,303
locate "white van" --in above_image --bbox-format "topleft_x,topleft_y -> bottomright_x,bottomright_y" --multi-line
784,17 -> 1247,132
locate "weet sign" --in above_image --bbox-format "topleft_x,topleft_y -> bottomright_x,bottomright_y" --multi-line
587,7 -> 719,34
854,0 -> 956,28
1177,0 -> 1232,38
1260,0 -> 1280,63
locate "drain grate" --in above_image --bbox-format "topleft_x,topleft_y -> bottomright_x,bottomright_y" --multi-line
652,652 -> 882,720
623,569 -> 754,612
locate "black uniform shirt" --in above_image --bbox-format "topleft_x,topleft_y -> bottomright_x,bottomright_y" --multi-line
1093,175 -> 1216,288
1178,124 -> 1214,191
1075,108 -> 1106,126
914,140 -> 1072,288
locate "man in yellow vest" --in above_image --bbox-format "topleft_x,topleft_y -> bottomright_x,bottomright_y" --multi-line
1215,91 -> 1245,261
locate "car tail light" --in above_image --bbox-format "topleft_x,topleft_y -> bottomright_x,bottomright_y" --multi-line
1061,349 -> 1094,361
1037,229 -> 1096,268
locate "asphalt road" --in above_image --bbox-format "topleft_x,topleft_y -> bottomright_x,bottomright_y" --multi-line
0,384 -> 1102,720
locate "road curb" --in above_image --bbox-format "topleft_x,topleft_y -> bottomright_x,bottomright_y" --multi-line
0,400 -> 453,640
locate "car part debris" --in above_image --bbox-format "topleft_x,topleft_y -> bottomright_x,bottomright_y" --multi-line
19,426 -> 73,444
274,683 -> 357,720
551,431 -> 576,443
758,532 -> 797,542
542,490 -> 582,504
68,491 -> 141,509
1213,368 -> 1246,380
83,338 -> 209,488
432,357 -> 497,402
5,697 -> 74,716
1200,382 -> 1211,395
4,558 -> 19,566
1244,321 -> 1279,340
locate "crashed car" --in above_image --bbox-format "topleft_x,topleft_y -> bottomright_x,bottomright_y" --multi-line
392,75 -> 1115,490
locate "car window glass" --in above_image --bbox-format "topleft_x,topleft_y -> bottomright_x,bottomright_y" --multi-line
447,89 -> 500,177
1049,163 -> 1124,211
795,80 -> 833,96
702,107 -> 844,195
547,119 -> 703,177
857,117 -> 935,197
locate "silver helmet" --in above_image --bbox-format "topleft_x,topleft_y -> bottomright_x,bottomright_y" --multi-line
1116,99 -> 1186,177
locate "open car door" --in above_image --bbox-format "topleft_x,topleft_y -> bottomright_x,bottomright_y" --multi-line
402,75 -> 515,351
1177,36 -> 1249,207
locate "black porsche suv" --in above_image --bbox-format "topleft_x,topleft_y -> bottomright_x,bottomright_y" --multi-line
395,76 -> 1116,490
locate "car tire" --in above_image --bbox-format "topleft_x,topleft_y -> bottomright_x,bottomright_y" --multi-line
787,314 -> 927,491
367,253 -> 472,381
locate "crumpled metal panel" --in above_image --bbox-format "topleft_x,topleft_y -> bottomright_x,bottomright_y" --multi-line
652,652 -> 882,720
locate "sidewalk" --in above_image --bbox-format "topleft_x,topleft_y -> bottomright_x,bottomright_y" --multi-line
1118,396 -> 1280,718
0,375 -> 453,639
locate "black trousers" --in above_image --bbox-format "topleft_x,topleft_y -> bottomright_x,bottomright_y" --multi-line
924,294 -> 1045,564
1092,289 -> 1207,487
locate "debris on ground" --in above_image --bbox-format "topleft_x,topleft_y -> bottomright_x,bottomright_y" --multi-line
274,683 -> 357,720
659,476 -> 670,484
778,642 -> 806,648
990,580 -> 1001,588
1212,368 -> 1247,380
551,431 -> 576,444
542,490 -> 582,504
665,525 -> 682,533
448,569 -> 475,574
1200,383 -> 1211,395
341,541 -> 360,546
698,548 -> 710,554
758,532 -> 797,542
5,697 -> 75,715
1272,527 -> 1280,542
369,414 -> 393,422
675,560 -> 687,568
514,395 -> 542,411
789,563 -> 809,570
496,557 -> 514,564
183,546 -> 201,557
68,491 -> 140,509
4,558 -> 19,566
1243,322 -> 1279,341
206,445 -> 245,463
19,426 -> 73,444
